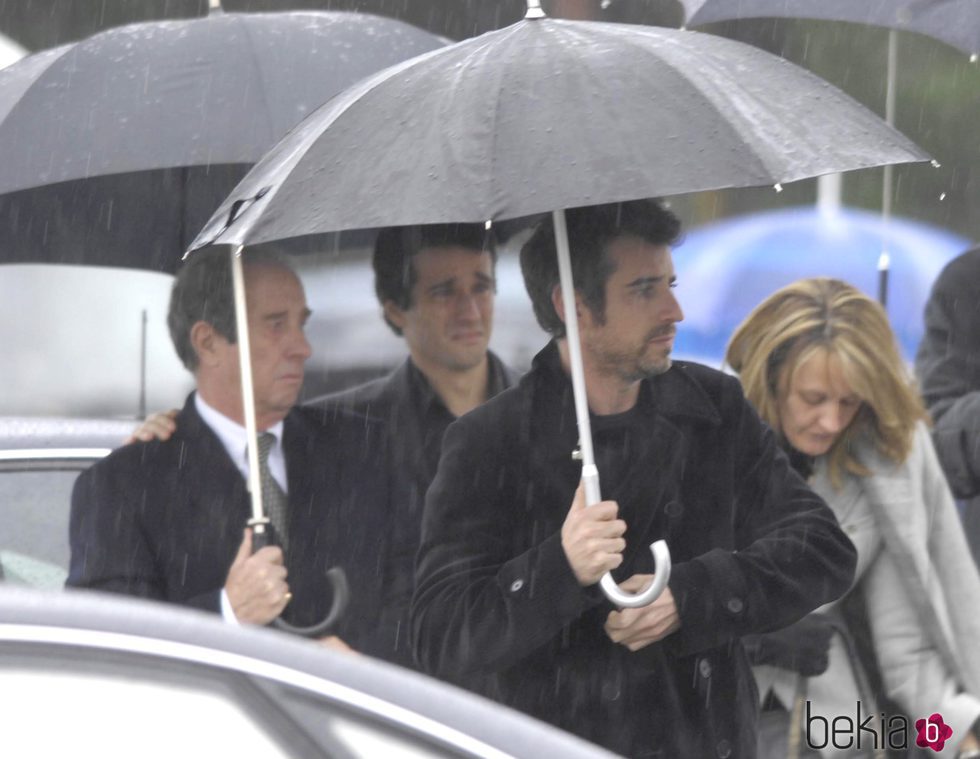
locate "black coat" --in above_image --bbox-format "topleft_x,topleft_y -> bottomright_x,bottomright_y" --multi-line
915,247 -> 980,565
309,353 -> 518,666
67,394 -> 392,654
411,344 -> 856,759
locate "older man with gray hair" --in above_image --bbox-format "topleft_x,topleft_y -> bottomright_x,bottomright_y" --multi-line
68,248 -> 391,652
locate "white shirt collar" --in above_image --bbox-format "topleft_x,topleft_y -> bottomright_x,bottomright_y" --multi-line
194,393 -> 287,492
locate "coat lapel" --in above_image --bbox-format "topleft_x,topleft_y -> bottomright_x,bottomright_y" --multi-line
857,447 -> 972,687
281,409 -> 330,579
178,397 -> 251,533
167,397 -> 251,598
611,369 -> 723,571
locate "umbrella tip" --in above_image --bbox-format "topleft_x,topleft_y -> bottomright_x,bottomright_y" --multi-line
525,0 -> 546,19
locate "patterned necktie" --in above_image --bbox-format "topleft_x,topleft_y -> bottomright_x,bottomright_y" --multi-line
257,431 -> 289,553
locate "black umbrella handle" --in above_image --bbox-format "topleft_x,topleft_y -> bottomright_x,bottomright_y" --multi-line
251,526 -> 350,638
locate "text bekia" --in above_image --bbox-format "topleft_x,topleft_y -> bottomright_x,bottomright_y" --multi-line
805,701 -> 909,751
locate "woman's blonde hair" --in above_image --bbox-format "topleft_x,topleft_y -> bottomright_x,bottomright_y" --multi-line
725,277 -> 926,486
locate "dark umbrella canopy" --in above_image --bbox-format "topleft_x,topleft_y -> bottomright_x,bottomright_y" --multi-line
193,16 -> 928,248
679,0 -> 980,57
0,165 -> 252,271
0,11 -> 445,193
0,11 -> 445,270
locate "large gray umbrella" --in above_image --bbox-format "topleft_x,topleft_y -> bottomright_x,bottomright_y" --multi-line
0,10 -> 445,269
192,5 -> 928,608
192,14 -> 925,245
680,0 -> 980,58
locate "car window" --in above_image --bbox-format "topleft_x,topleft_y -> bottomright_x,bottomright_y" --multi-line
1,653 -> 291,758
0,465 -> 86,588
272,683 -> 474,759
1,643 -> 486,759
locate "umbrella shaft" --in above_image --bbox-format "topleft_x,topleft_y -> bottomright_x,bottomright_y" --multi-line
231,247 -> 267,523
553,210 -> 602,505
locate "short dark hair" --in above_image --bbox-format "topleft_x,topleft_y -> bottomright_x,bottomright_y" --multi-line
373,223 -> 497,335
168,248 -> 293,371
520,199 -> 682,338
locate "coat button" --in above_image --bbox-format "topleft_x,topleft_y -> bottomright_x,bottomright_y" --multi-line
727,597 -> 744,614
600,678 -> 622,701
664,500 -> 682,517
509,579 -> 524,593
716,739 -> 732,758
699,658 -> 711,678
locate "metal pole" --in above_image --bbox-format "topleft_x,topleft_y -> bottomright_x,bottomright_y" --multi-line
138,309 -> 147,420
230,247 -> 268,530
525,0 -> 546,19
553,210 -> 599,506
816,174 -> 842,215
878,29 -> 897,306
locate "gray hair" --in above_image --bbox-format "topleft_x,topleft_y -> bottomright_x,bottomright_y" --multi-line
168,248 -> 294,371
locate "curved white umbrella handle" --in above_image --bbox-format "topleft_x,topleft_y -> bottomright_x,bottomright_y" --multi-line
600,540 -> 671,608
583,467 -> 671,607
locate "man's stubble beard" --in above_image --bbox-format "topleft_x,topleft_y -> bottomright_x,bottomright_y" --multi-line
592,328 -> 675,383
621,355 -> 672,383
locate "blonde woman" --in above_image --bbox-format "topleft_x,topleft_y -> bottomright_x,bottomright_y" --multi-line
726,278 -> 980,758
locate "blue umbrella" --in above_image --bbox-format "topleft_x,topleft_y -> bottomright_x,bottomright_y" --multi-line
672,206 -> 971,365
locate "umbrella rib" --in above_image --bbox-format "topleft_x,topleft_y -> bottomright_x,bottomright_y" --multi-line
484,44 -> 508,220
234,15 -> 278,155
617,29 -> 775,183
482,21 -> 531,220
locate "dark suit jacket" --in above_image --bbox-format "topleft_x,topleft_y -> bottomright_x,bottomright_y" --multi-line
67,393 -> 392,653
308,352 -> 519,666
411,343 -> 857,758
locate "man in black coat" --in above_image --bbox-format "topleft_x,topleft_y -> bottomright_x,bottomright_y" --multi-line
67,249 -> 390,652
916,246 -> 980,566
411,200 -> 857,758
310,223 -> 519,665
